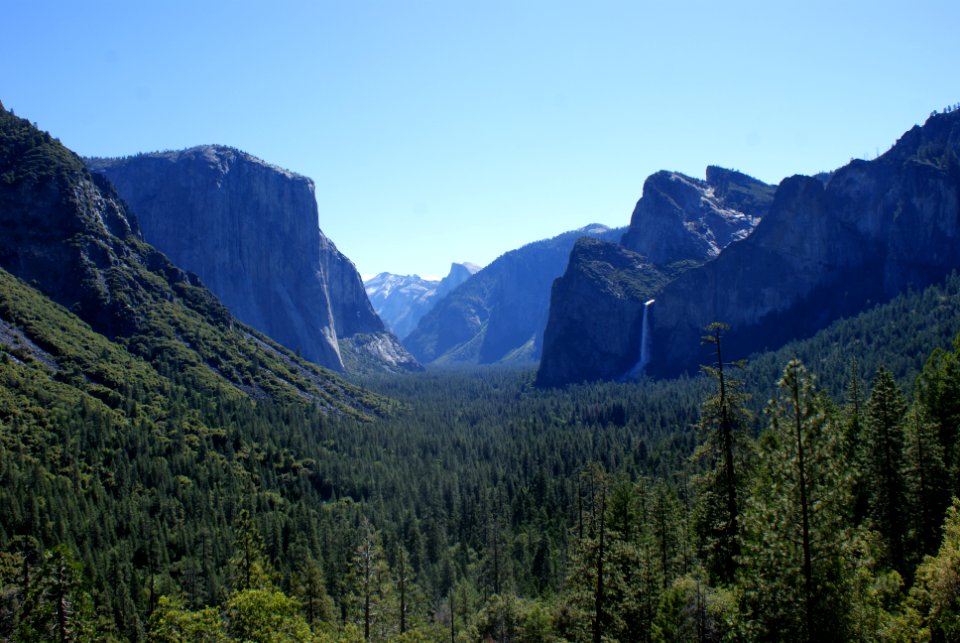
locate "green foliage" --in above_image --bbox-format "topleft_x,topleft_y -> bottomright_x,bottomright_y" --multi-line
739,360 -> 854,642
651,574 -> 739,643
228,510 -> 277,592
149,596 -> 226,643
345,520 -> 397,641
864,368 -> 908,571
0,107 -> 86,188
902,402 -> 949,565
225,588 -> 313,642
908,498 -> 960,643
693,322 -> 753,586
471,593 -> 560,643
4,131 -> 960,643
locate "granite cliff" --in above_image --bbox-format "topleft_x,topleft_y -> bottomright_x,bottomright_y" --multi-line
620,167 -> 771,263
538,110 -> 960,385
0,102 -> 383,412
538,167 -> 774,386
536,238 -> 670,386
647,110 -> 960,376
88,147 -> 418,373
406,225 -> 624,365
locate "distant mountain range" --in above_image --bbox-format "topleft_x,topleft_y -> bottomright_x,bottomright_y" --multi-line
364,262 -> 480,339
87,147 -> 419,374
404,224 -> 624,365
538,110 -> 960,385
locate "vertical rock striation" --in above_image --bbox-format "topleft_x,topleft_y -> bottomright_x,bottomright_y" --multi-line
88,146 -> 418,372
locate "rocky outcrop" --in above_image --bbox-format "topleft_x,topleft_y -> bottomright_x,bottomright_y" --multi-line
88,146 -> 418,373
620,168 -> 771,263
365,262 -> 480,340
647,111 -> 960,375
405,225 -> 624,365
535,238 -> 668,386
537,168 -> 773,386
538,111 -> 960,384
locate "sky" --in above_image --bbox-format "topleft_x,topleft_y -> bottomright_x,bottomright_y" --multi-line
2,1 -> 957,279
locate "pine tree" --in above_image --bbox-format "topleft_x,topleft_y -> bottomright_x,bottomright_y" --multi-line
739,360 -> 852,642
844,358 -> 870,523
917,339 -> 960,493
863,368 -> 907,571
693,322 -> 751,585
901,400 -> 948,564
479,488 -> 512,600
292,557 -> 335,627
347,519 -> 397,642
558,465 -> 611,642
903,498 -> 960,642
228,509 -> 276,592
19,545 -> 94,642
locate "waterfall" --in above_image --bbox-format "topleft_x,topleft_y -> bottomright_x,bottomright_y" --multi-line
626,299 -> 655,379
638,299 -> 655,372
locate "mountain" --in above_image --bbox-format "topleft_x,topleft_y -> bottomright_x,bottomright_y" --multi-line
647,111 -> 960,376
620,166 -> 771,262
86,146 -> 418,374
538,110 -> 960,385
537,167 -> 775,386
0,100 -> 383,414
405,224 -> 624,365
365,262 -> 480,339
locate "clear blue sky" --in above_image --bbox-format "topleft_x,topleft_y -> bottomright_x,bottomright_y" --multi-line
3,1 -> 956,279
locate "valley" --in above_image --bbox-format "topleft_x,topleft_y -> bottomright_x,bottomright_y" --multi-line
2,99 -> 960,641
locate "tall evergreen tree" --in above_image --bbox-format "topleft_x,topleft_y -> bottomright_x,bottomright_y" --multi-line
905,498 -> 960,642
863,367 -> 907,571
901,400 -> 948,564
917,339 -> 960,493
19,545 -> 95,643
693,322 -> 751,585
228,510 -> 275,592
292,557 -> 335,627
844,358 -> 870,523
739,360 -> 852,642
347,519 -> 397,642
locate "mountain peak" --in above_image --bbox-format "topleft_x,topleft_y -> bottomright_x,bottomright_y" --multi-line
88,145 -> 418,373
619,167 -> 771,264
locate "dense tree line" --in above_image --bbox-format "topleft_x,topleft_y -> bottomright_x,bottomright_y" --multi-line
2,277 -> 960,639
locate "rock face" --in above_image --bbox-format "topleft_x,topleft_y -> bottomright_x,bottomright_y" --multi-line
620,167 -> 771,263
365,262 -> 480,339
88,146 -> 418,373
647,111 -> 960,376
537,168 -> 774,386
535,238 -> 668,386
406,225 -> 624,365
0,102 -> 378,410
539,110 -> 960,384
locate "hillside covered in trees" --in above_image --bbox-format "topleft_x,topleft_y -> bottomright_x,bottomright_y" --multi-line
3,263 -> 960,640
3,99 -> 960,642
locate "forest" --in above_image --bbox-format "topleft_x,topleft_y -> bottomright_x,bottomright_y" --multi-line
3,272 -> 960,642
